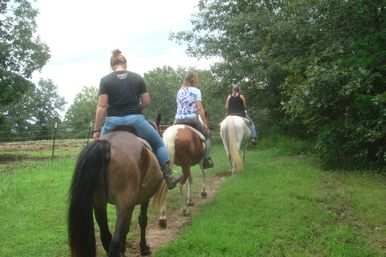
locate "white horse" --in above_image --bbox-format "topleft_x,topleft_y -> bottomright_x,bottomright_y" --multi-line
220,115 -> 251,175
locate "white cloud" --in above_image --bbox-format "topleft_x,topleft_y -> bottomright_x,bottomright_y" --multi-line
32,0 -> 215,110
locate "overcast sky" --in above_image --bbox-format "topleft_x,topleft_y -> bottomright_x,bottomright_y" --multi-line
32,0 -> 215,109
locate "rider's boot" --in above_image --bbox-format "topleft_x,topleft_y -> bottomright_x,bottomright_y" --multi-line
161,161 -> 182,190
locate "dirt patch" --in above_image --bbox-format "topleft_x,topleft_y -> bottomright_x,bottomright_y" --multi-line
123,171 -> 229,257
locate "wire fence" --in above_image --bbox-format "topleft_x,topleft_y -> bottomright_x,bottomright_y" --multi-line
0,122 -> 222,166
0,122 -> 93,164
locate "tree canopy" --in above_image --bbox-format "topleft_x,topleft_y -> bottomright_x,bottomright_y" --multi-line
171,0 -> 386,169
0,0 -> 50,106
0,79 -> 65,140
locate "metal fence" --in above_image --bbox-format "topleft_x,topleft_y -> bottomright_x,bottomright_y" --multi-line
0,122 -> 222,166
0,122 -> 92,164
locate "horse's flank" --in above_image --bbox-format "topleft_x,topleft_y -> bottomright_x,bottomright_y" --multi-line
163,125 -> 205,169
103,132 -> 162,204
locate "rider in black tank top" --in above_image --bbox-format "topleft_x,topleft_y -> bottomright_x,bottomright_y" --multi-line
225,84 -> 258,144
228,94 -> 246,117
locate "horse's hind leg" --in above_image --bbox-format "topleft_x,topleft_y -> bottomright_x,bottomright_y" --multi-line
200,165 -> 207,198
109,206 -> 134,257
187,174 -> 194,206
138,201 -> 151,256
94,202 -> 112,254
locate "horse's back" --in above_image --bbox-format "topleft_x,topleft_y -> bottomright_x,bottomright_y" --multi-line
101,131 -> 162,205
221,115 -> 251,140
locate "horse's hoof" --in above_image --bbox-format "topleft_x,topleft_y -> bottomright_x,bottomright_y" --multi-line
158,219 -> 167,228
140,244 -> 151,256
201,192 -> 208,198
187,201 -> 194,206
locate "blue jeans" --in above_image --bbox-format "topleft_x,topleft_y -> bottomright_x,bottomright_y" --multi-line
246,114 -> 257,138
101,114 -> 169,166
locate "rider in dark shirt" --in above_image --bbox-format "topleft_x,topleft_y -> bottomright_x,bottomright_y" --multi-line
225,85 -> 257,145
93,49 -> 181,189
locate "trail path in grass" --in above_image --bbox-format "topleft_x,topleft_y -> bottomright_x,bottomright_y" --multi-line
125,172 -> 228,257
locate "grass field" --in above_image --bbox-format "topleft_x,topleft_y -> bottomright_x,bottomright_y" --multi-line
0,136 -> 385,257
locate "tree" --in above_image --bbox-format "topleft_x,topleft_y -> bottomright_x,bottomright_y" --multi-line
143,66 -> 184,124
0,0 -> 50,106
143,66 -> 223,129
32,79 -> 66,139
171,0 -> 288,130
171,0 -> 386,169
0,79 -> 65,140
63,86 -> 98,138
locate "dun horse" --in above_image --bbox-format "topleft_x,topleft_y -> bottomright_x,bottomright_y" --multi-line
220,115 -> 251,175
154,124 -> 207,228
67,130 -> 167,257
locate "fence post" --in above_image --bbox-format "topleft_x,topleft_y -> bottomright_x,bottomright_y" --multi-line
51,122 -> 58,161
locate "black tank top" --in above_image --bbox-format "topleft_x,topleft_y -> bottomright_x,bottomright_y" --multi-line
228,94 -> 246,117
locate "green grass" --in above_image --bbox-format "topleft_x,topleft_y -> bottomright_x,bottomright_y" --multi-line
154,139 -> 385,257
0,136 -> 385,257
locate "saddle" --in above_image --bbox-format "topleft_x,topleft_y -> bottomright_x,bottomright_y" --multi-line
112,125 -> 152,150
174,124 -> 206,141
228,114 -> 250,125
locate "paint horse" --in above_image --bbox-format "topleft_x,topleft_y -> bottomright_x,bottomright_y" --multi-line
220,115 -> 251,175
67,129 -> 167,257
154,124 -> 207,228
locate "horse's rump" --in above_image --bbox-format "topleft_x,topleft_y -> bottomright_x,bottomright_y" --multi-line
68,131 -> 166,257
163,125 -> 205,167
101,131 -> 163,204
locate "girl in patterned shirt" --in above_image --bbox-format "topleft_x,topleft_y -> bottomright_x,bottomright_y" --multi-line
174,72 -> 214,169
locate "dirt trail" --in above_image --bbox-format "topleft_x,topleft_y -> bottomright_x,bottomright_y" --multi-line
125,172 -> 229,257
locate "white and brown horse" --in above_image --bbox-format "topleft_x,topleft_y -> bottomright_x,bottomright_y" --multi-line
153,124 -> 207,228
220,115 -> 251,175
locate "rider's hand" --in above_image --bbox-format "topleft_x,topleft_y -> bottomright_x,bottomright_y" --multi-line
93,130 -> 101,140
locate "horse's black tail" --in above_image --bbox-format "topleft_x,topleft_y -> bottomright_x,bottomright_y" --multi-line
68,140 -> 111,257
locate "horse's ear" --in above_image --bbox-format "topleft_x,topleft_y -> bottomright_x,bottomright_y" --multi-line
156,114 -> 161,127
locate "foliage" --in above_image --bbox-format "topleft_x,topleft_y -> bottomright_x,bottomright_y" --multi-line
0,0 -> 50,106
143,66 -> 185,124
0,79 -> 65,141
63,86 -> 98,138
280,2 -> 386,169
171,0 -> 386,170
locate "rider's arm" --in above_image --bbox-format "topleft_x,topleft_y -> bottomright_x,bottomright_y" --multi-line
94,94 -> 108,139
140,92 -> 150,110
225,95 -> 231,114
197,100 -> 208,132
240,94 -> 248,110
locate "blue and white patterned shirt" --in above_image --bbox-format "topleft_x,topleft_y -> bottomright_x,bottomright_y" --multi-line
175,87 -> 202,119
